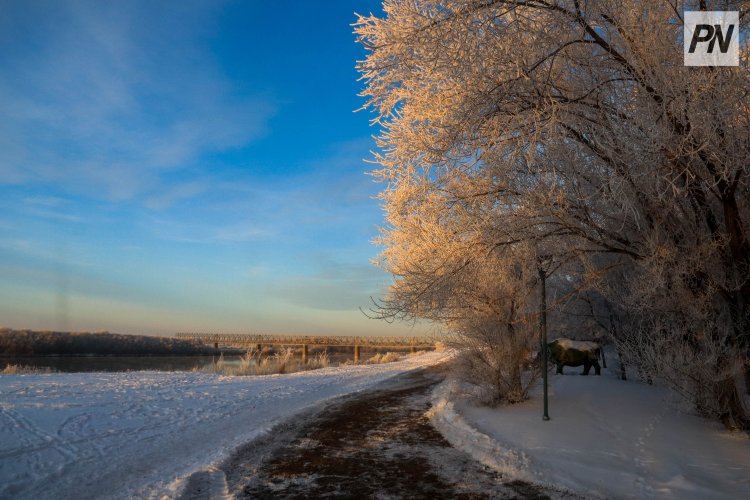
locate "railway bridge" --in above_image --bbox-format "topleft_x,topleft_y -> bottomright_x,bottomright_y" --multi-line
174,333 -> 436,363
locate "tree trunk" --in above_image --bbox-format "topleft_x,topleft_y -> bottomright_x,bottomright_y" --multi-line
510,361 -> 522,393
714,375 -> 750,432
617,349 -> 627,381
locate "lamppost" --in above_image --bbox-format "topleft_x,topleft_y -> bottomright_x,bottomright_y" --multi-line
539,265 -> 550,421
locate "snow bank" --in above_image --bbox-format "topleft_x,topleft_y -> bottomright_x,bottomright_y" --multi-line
0,351 -> 446,499
427,379 -> 534,481
430,367 -> 750,499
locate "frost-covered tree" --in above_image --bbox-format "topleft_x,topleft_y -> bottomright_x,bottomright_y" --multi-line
363,170 -> 544,402
356,0 -> 750,428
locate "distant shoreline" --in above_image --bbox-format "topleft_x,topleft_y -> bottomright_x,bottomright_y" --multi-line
0,352 -> 240,358
0,328 -> 240,357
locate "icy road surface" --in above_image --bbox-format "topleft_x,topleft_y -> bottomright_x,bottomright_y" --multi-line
0,352 -> 446,499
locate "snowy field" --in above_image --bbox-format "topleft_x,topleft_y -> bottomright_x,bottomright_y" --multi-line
0,352 -> 446,499
430,364 -> 750,499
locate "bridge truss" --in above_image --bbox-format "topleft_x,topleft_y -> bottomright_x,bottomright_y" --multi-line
174,333 -> 435,349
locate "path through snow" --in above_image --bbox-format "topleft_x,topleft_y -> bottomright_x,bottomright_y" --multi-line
220,366 -> 564,499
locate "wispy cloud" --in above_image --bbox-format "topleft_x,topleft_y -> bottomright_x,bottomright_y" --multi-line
144,181 -> 210,210
19,196 -> 82,222
0,0 -> 274,202
214,224 -> 272,242
0,2 -> 432,337
271,253 -> 389,311
22,196 -> 69,207
23,209 -> 82,223
141,213 -> 273,245
0,238 -> 92,269
127,137 -> 380,246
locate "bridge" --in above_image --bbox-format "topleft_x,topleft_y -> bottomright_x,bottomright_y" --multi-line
174,333 -> 436,363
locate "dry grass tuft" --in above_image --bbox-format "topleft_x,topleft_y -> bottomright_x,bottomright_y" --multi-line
366,352 -> 402,364
307,350 -> 330,370
1,364 -> 56,375
197,348 -> 332,376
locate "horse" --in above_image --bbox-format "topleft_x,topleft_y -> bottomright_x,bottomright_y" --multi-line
546,338 -> 604,376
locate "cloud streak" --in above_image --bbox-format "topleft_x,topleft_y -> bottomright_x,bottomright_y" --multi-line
0,0 -> 274,202
270,253 -> 390,312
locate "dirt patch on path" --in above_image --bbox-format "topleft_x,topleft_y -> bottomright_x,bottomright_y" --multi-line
220,367 -> 563,499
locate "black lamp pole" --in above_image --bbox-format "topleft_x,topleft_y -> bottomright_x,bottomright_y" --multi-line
539,266 -> 550,421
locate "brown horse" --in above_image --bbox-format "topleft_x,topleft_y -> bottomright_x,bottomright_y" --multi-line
547,339 -> 603,375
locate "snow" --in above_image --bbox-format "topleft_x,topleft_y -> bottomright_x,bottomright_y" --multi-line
0,352 -> 447,499
553,338 -> 600,352
429,365 -> 750,499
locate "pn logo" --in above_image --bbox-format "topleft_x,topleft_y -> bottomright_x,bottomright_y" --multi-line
684,11 -> 739,66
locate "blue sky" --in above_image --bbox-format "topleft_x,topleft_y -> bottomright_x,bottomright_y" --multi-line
0,0 -> 429,337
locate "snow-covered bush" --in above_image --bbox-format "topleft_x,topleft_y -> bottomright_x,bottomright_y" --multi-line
449,318 -> 540,405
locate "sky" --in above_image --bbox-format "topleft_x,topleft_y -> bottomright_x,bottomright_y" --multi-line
0,0 -> 430,337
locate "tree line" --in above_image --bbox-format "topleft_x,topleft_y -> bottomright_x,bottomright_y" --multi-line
355,0 -> 749,430
0,329 -> 223,357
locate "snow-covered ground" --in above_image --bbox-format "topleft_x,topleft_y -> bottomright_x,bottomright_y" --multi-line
0,352 -> 446,499
430,364 -> 750,499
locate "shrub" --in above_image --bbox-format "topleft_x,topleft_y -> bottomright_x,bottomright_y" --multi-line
448,320 -> 540,406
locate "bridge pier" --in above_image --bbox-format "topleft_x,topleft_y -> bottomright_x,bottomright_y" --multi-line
214,342 -> 219,350
410,345 -> 416,354
302,344 -> 308,364
354,345 -> 360,363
